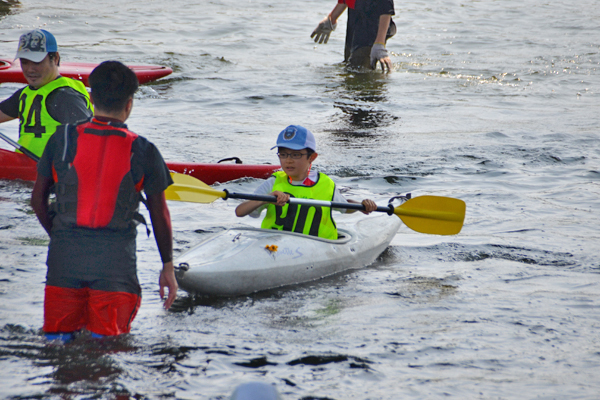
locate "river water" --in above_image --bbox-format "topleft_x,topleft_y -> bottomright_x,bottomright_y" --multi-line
0,0 -> 599,398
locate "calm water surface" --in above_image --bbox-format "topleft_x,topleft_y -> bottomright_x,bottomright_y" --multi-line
0,0 -> 599,399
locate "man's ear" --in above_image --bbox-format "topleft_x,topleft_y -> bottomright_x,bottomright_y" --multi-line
125,97 -> 134,114
309,152 -> 318,163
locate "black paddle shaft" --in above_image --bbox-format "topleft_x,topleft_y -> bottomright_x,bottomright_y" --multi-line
0,131 -> 40,162
223,189 -> 395,215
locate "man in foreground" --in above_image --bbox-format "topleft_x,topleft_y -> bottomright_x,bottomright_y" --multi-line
31,61 -> 177,343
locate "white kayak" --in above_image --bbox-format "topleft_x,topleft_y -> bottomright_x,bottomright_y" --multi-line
174,214 -> 401,296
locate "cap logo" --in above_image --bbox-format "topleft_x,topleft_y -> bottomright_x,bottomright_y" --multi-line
283,127 -> 296,141
18,30 -> 47,53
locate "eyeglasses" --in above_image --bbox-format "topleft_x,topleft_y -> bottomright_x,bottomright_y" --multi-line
277,152 -> 308,159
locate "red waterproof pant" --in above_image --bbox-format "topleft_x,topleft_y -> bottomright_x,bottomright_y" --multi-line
43,285 -> 141,336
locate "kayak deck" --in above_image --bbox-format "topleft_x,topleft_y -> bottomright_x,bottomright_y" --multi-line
175,214 -> 401,296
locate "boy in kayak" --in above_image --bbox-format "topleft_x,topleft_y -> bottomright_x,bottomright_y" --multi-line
235,125 -> 377,240
311,0 -> 396,71
0,29 -> 93,157
31,61 -> 177,343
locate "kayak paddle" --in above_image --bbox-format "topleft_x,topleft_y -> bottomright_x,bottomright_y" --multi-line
165,172 -> 466,235
0,131 -> 40,162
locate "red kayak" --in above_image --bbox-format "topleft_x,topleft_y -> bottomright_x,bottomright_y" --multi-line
0,148 -> 279,185
0,58 -> 172,86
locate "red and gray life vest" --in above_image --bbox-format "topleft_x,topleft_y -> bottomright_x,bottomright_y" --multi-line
51,119 -> 144,231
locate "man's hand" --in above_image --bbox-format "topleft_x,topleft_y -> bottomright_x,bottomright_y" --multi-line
370,43 -> 392,72
159,261 -> 178,310
311,16 -> 337,44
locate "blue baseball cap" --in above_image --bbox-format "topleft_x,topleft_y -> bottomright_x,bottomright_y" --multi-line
15,29 -> 58,63
271,125 -> 316,152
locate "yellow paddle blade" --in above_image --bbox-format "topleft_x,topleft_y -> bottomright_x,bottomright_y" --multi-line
395,195 -> 466,235
165,172 -> 226,203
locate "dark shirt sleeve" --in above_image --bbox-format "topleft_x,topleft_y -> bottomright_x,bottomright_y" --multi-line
378,0 -> 395,16
37,129 -> 57,178
0,88 -> 24,118
46,87 -> 93,124
132,136 -> 173,196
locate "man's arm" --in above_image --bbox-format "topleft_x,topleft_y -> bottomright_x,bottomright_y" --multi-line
375,14 -> 392,44
146,191 -> 178,310
0,89 -> 23,122
31,175 -> 54,235
0,110 -> 16,123
370,14 -> 393,71
329,3 -> 348,25
46,88 -> 93,124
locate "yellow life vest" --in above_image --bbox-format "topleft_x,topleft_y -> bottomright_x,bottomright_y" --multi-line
18,76 -> 92,157
261,171 -> 338,240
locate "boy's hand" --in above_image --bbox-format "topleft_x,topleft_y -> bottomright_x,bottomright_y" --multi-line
361,199 -> 377,215
271,191 -> 290,206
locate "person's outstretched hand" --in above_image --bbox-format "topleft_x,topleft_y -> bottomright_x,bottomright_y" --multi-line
370,43 -> 392,72
311,16 -> 336,44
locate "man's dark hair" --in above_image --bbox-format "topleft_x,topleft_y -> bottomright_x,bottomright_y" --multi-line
47,52 -> 60,66
88,61 -> 139,113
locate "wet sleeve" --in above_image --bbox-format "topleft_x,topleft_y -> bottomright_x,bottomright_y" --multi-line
248,177 -> 275,218
0,88 -> 24,118
332,186 -> 352,213
37,133 -> 57,178
136,137 -> 173,196
253,177 -> 275,196
147,191 -> 173,264
46,87 -> 93,124
379,0 -> 395,16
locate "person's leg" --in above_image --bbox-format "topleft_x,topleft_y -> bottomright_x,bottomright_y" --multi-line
347,46 -> 372,69
43,285 -> 88,343
86,288 -> 141,336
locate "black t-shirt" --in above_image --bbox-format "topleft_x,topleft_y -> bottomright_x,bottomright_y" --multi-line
0,82 -> 92,124
345,0 -> 395,53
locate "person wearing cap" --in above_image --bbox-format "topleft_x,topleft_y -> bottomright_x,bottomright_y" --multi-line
311,0 -> 396,71
0,29 -> 93,157
30,61 -> 177,343
235,125 -> 377,240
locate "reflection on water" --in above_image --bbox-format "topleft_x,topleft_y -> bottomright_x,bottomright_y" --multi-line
328,71 -> 399,140
0,327 -> 139,399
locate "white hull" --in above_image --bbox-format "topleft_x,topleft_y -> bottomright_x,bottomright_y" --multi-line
174,214 -> 401,296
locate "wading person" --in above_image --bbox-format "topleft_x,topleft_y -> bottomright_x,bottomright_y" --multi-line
0,29 -> 93,157
311,0 -> 396,71
31,61 -> 177,343
235,125 -> 377,239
